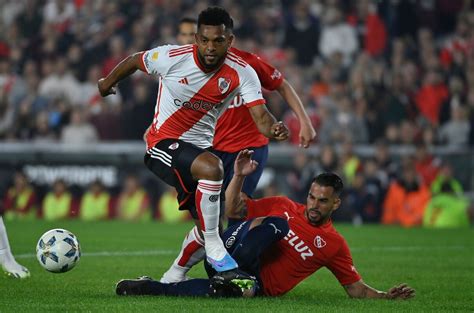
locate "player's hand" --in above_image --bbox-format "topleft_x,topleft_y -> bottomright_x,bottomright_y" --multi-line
386,283 -> 415,300
299,122 -> 316,148
234,149 -> 259,177
271,121 -> 289,141
98,78 -> 117,97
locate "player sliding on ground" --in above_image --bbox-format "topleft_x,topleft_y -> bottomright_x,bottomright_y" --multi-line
98,6 -> 288,286
115,150 -> 415,299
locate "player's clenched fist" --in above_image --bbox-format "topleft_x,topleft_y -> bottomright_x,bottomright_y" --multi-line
97,78 -> 117,97
271,121 -> 289,141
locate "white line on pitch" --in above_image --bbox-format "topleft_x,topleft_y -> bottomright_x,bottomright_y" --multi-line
15,250 -> 179,259
14,245 -> 471,259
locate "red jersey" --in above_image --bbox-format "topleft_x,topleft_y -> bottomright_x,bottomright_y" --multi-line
213,47 -> 284,152
245,196 -> 361,296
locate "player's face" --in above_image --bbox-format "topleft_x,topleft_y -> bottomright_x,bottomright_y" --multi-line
177,22 -> 197,45
195,24 -> 234,70
305,183 -> 341,226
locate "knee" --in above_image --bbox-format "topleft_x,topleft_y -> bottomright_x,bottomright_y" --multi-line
192,153 -> 224,181
262,217 -> 289,240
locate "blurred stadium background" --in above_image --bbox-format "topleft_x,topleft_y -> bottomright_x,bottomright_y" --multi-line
1,0 -> 473,227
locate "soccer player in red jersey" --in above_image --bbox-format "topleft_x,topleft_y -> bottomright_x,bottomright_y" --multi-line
99,7 -> 289,282
116,150 -> 415,299
161,17 -> 316,284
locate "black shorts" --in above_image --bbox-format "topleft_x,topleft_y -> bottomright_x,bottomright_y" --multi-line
144,139 -> 223,220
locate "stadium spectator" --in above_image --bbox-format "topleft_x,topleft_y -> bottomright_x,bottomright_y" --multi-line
285,151 -> 318,203
60,108 -> 98,145
340,141 -> 362,186
38,57 -> 82,105
423,181 -> 470,228
414,144 -> 441,186
2,171 -> 37,220
42,179 -> 75,221
430,163 -> 463,196
116,175 -> 151,222
282,0 -> 320,66
116,152 -> 415,299
347,0 -> 387,57
156,186 -> 187,223
382,160 -> 431,227
32,111 -> 57,143
414,70 -> 449,126
0,91 -> 15,139
438,104 -> 471,146
319,6 -> 358,66
79,179 -> 112,221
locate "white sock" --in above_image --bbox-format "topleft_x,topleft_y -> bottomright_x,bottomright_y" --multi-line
0,216 -> 14,264
161,226 -> 205,283
196,179 -> 226,260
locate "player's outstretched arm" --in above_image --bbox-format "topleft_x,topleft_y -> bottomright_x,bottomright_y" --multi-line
98,52 -> 146,97
343,280 -> 415,300
225,149 -> 258,219
276,79 -> 316,148
248,105 -> 289,141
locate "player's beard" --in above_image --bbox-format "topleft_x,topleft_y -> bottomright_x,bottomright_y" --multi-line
197,50 -> 224,70
305,208 -> 328,226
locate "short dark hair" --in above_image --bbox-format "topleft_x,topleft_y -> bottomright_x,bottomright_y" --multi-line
312,173 -> 344,195
197,7 -> 233,30
179,17 -> 197,26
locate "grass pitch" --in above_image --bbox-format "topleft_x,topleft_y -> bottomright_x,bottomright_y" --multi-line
0,220 -> 472,312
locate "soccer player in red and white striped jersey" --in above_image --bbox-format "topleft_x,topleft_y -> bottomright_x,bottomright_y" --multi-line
98,7 -> 289,278
160,17 -> 315,284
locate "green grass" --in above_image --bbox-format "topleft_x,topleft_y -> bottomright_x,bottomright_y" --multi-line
0,221 -> 473,312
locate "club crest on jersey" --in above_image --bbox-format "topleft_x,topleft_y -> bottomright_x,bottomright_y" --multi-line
218,77 -> 231,94
314,235 -> 326,249
168,142 -> 179,150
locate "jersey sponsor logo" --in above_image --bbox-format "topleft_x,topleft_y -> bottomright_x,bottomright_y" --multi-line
314,235 -> 326,248
224,221 -> 247,248
284,229 -> 314,260
173,98 -> 219,112
228,94 -> 244,109
271,69 -> 282,80
218,77 -> 231,94
168,142 -> 179,150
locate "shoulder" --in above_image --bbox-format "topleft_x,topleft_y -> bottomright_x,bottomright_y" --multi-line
229,47 -> 258,64
225,51 -> 249,69
249,196 -> 296,208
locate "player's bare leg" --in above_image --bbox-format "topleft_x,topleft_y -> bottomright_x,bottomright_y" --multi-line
0,217 -> 30,278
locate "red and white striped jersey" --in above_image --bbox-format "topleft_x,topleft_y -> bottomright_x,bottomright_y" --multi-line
141,44 -> 266,150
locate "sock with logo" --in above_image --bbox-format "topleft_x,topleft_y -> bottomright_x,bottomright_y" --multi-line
231,217 -> 289,272
160,226 -> 205,283
195,179 -> 227,261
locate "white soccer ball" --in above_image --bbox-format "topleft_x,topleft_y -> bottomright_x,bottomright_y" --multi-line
36,229 -> 81,273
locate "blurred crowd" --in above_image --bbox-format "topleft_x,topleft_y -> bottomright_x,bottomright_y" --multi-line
1,145 -> 472,227
1,171 -> 190,223
0,0 -> 473,227
0,0 -> 473,145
